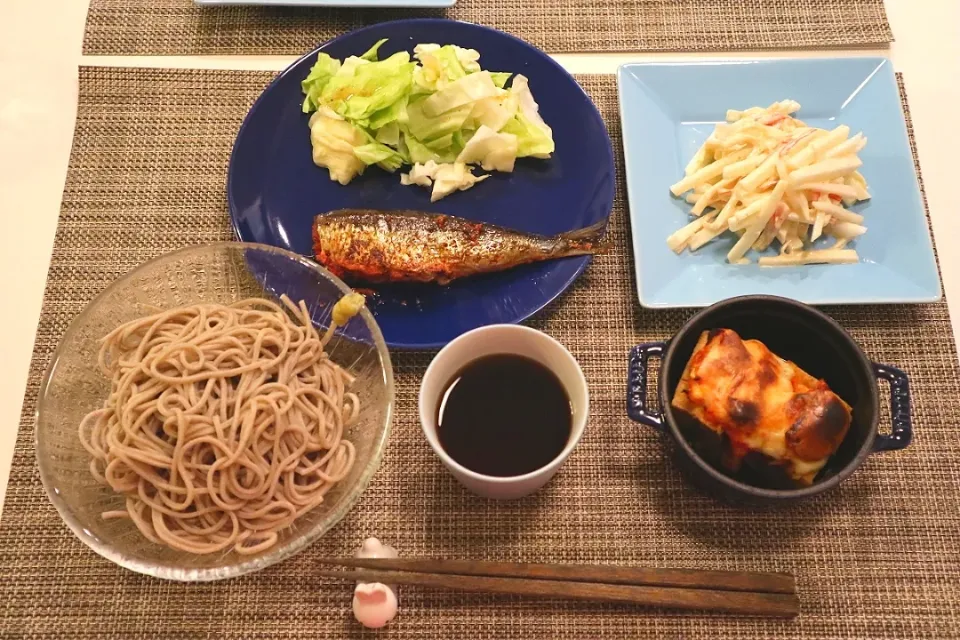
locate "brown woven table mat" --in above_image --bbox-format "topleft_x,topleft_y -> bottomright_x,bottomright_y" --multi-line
1,67 -> 957,638
82,0 -> 894,56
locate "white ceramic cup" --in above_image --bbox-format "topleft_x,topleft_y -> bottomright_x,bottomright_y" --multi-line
418,324 -> 589,500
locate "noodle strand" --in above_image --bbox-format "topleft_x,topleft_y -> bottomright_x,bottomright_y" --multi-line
79,295 -> 359,555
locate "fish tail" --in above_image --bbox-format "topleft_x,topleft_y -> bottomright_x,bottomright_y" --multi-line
553,219 -> 608,256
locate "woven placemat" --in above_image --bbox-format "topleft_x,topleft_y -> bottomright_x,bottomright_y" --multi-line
82,0 -> 894,56
1,67 -> 957,638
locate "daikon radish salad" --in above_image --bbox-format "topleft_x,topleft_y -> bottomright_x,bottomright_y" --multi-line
301,40 -> 555,202
667,100 -> 870,266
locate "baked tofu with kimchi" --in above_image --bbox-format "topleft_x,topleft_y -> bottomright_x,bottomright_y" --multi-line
672,328 -> 852,486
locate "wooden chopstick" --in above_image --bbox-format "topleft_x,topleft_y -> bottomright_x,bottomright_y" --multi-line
328,558 -> 796,595
318,568 -> 799,618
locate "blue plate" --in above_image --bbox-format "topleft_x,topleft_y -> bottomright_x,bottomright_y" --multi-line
618,57 -> 941,308
229,19 -> 615,349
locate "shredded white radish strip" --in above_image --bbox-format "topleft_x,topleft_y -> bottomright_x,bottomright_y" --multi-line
667,99 -> 868,265
759,249 -> 859,266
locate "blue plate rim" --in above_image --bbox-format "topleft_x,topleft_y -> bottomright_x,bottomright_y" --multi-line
228,18 -> 615,349
616,56 -> 942,309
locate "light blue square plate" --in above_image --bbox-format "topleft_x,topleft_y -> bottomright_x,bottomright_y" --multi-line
196,0 -> 454,6
617,57 -> 941,308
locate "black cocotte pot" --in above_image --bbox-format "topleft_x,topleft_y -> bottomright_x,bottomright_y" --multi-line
627,295 -> 912,505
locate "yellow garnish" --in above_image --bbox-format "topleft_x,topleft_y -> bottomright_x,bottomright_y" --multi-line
332,292 -> 366,327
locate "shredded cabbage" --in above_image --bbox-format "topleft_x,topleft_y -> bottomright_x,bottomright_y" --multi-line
401,161 -> 489,202
308,113 -> 368,185
301,41 -> 555,200
456,125 -> 518,172
301,54 -> 341,114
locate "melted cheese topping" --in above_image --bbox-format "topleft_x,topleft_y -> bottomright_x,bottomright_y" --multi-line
672,329 -> 852,485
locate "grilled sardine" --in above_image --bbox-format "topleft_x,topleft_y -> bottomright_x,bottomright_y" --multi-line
313,209 -> 605,285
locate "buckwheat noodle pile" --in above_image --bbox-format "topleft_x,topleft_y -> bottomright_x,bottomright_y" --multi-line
78,294 -> 365,555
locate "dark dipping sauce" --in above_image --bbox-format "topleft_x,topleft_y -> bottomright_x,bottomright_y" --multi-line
437,354 -> 572,477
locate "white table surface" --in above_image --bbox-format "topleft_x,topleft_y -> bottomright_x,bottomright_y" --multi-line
0,0 -> 957,518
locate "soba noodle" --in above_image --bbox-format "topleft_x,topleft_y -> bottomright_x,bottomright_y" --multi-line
78,294 -> 365,555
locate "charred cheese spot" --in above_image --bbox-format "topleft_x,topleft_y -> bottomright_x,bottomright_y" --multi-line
785,391 -> 852,462
757,356 -> 778,388
727,398 -> 759,425
693,330 -> 752,392
713,329 -> 752,364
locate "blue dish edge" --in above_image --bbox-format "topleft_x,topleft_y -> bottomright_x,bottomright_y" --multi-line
616,58 -> 943,310
227,18 -> 616,349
